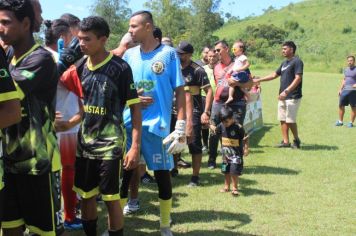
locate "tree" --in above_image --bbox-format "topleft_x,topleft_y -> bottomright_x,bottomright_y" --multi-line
188,0 -> 223,51
144,0 -> 190,45
91,0 -> 132,49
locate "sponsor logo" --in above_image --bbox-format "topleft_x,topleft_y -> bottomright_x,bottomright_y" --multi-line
151,61 -> 165,74
84,105 -> 107,115
134,80 -> 155,92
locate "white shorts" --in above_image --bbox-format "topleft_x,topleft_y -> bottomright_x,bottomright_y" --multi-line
278,98 -> 301,123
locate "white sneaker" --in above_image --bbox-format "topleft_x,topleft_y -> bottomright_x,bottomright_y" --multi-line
160,227 -> 173,236
123,199 -> 140,215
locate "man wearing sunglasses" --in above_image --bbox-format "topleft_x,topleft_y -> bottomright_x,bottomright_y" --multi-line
208,40 -> 252,169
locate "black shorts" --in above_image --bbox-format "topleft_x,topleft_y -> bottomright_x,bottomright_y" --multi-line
2,171 -> 64,236
221,161 -> 243,176
188,113 -> 203,155
74,157 -> 121,201
339,89 -> 356,107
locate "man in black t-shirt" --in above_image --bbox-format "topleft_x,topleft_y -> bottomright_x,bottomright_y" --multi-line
176,41 -> 213,186
254,41 -> 303,149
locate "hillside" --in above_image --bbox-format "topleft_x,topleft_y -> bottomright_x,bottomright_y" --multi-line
214,0 -> 356,73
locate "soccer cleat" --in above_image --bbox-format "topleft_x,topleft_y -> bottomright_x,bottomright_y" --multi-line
177,157 -> 191,168
347,122 -> 354,128
141,172 -> 156,184
160,227 -> 174,236
275,141 -> 291,148
123,199 -> 140,215
187,176 -> 199,187
170,168 -> 178,177
335,120 -> 343,126
64,218 -> 83,231
291,138 -> 301,149
207,162 -> 216,169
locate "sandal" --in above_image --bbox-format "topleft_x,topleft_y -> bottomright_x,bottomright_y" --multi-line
219,188 -> 230,193
231,189 -> 240,196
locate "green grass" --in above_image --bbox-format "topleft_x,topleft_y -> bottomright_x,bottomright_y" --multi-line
72,70 -> 355,236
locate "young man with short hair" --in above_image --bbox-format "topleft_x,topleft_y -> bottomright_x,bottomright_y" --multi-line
176,41 -> 213,186
120,10 -> 187,236
60,16 -> 142,236
254,41 -> 303,148
0,0 -> 64,235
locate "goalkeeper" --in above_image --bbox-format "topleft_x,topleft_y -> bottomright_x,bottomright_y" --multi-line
120,11 -> 188,235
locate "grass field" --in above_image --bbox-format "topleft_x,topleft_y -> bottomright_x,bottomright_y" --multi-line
73,70 -> 355,236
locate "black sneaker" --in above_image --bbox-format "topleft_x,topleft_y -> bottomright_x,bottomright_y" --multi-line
188,176 -> 199,187
275,141 -> 291,148
141,172 -> 156,184
170,168 -> 178,177
207,162 -> 216,169
291,138 -> 301,149
177,158 -> 191,168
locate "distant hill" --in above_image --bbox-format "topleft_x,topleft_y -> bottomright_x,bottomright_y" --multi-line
214,0 -> 356,73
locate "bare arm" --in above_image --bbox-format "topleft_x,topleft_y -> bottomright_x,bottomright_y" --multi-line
254,72 -> 279,83
124,102 -> 142,170
339,77 -> 345,95
55,98 -> 84,132
0,99 -> 21,129
201,86 -> 213,125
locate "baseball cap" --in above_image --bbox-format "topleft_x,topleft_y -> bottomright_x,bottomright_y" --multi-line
176,41 -> 194,54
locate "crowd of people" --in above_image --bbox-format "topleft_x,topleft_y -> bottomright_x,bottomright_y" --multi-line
5,0 -> 356,236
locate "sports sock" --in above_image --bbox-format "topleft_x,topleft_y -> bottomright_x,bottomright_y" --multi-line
82,218 -> 97,236
159,198 -> 172,228
119,198 -> 128,209
108,228 -> 123,236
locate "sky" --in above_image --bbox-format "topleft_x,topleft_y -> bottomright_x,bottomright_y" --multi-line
41,0 -> 303,21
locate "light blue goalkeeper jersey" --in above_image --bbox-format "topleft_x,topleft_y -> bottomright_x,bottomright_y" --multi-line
123,44 -> 184,137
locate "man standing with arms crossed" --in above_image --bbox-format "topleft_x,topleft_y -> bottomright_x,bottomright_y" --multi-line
120,11 -> 186,236
254,41 -> 303,149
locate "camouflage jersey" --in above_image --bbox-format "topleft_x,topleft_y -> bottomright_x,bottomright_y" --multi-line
0,47 -> 22,187
2,44 -> 60,175
61,53 -> 139,160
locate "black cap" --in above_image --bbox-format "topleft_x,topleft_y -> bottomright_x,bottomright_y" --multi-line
176,41 -> 194,54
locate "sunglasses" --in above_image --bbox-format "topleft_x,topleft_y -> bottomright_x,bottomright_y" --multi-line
232,46 -> 244,52
214,48 -> 221,53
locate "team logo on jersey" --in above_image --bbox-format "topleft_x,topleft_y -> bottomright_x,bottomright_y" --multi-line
151,61 -> 165,74
230,130 -> 236,136
21,70 -> 35,80
185,74 -> 192,83
0,69 -> 9,79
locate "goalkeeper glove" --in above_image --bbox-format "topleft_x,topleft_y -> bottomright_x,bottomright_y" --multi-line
163,120 -> 186,154
57,37 -> 83,76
